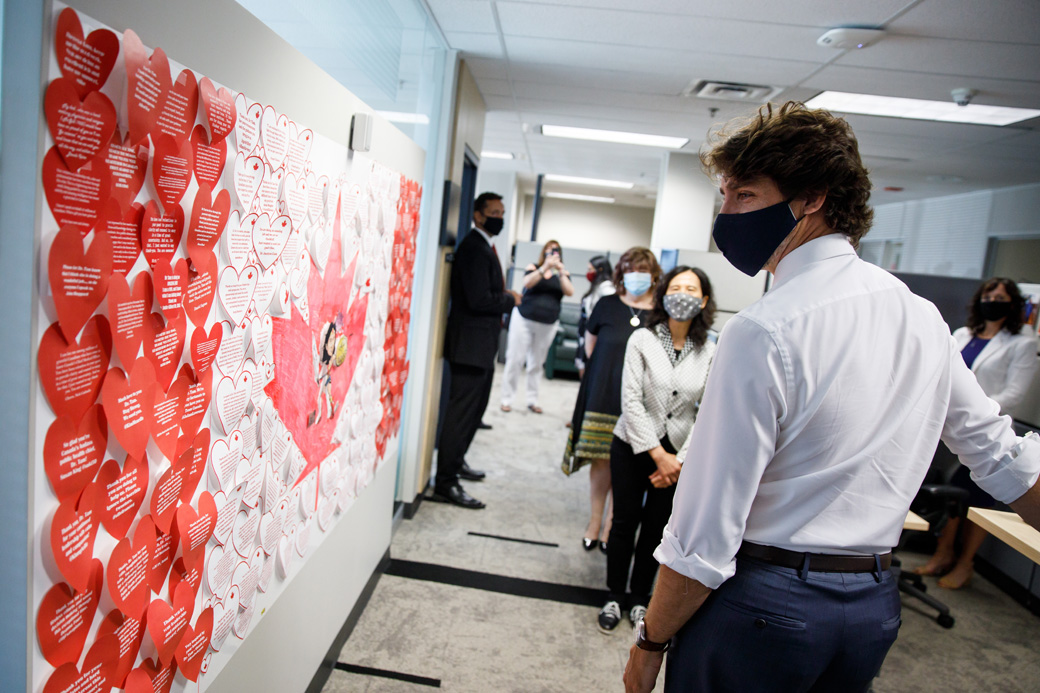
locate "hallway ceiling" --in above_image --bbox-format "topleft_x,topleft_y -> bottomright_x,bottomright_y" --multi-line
422,0 -> 1040,207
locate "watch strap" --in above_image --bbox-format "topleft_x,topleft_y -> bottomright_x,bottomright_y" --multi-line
635,619 -> 670,652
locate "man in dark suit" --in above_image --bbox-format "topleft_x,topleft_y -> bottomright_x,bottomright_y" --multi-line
435,192 -> 521,508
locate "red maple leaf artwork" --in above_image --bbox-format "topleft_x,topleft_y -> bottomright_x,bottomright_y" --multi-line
266,192 -> 367,481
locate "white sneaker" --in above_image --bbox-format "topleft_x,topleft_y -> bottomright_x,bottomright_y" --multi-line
597,600 -> 622,634
629,604 -> 647,628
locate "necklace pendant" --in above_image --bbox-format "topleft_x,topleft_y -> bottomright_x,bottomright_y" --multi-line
630,315 -> 641,327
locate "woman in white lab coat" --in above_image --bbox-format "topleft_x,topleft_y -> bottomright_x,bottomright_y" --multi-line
915,277 -> 1039,588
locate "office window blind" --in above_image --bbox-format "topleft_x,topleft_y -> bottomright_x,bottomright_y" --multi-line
868,203 -> 905,241
904,191 -> 991,278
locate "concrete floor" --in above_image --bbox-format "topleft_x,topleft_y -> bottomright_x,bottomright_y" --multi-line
323,366 -> 1040,692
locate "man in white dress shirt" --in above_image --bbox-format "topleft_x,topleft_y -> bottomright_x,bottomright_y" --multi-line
623,102 -> 1040,692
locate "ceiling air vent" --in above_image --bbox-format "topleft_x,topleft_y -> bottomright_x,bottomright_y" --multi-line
683,80 -> 783,103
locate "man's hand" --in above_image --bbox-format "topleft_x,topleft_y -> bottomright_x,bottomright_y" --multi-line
624,645 -> 665,693
507,289 -> 522,305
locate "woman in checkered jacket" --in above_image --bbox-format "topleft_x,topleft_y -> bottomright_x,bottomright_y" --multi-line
596,265 -> 718,634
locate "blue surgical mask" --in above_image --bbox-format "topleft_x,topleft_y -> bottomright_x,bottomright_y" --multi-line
623,272 -> 652,296
712,199 -> 803,276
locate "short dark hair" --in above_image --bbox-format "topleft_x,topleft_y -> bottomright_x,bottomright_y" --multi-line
701,101 -> 874,248
646,265 -> 716,348
613,246 -> 661,295
474,191 -> 503,215
967,277 -> 1025,336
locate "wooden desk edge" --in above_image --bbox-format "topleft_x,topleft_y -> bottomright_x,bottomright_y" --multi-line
967,508 -> 1040,565
903,510 -> 929,532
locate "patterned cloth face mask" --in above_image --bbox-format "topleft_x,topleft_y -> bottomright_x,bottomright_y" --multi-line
663,293 -> 702,322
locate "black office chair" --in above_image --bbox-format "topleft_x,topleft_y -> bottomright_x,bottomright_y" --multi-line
897,444 -> 969,629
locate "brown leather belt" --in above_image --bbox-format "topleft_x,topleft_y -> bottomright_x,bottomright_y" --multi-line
738,541 -> 891,573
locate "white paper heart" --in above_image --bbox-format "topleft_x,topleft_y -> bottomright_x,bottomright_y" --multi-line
224,210 -> 257,272
231,506 -> 260,558
260,106 -> 290,169
234,94 -> 262,156
209,584 -> 239,652
210,431 -> 244,492
217,265 -> 258,326
230,152 -> 264,211
214,319 -> 246,378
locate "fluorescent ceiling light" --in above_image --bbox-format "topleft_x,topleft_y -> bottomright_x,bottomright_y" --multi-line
545,192 -> 615,204
376,111 -> 429,125
541,124 -> 688,149
481,151 -> 514,160
544,174 -> 634,189
805,91 -> 1040,126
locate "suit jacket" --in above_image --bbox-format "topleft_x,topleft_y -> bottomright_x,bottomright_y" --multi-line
953,325 -> 1039,413
444,230 -> 515,369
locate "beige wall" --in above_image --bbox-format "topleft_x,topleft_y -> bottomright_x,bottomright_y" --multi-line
521,195 -> 655,254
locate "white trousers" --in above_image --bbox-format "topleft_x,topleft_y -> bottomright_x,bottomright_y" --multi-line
501,307 -> 559,408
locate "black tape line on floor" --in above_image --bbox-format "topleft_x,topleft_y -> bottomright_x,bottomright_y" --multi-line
334,662 -> 441,687
467,531 -> 559,548
386,559 -> 606,607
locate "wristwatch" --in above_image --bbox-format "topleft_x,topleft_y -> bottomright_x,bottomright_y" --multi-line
635,618 -> 670,652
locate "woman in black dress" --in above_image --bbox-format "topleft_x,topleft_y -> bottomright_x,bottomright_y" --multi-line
563,247 -> 661,552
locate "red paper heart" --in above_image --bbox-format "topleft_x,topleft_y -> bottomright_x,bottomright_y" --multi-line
123,29 -> 172,144
174,607 -> 213,682
146,582 -> 194,667
183,249 -> 218,327
149,372 -> 189,461
45,77 -> 117,171
150,463 -> 184,536
152,257 -> 188,317
106,271 -> 153,367
43,632 -> 118,693
189,323 -> 222,375
94,609 -> 147,689
43,405 -> 107,504
148,520 -> 179,594
53,7 -> 118,98
50,484 -> 101,592
48,225 -> 113,343
35,559 -> 103,667
124,658 -> 177,693
94,454 -> 148,539
155,69 -> 198,141
100,358 -> 157,460
169,557 -> 203,601
176,428 -> 211,505
42,147 -> 112,237
151,134 -> 193,211
144,310 -> 186,391
190,125 -> 227,193
140,200 -> 184,270
179,363 -> 213,438
38,317 -> 111,422
187,183 -> 230,268
106,516 -> 157,620
176,491 -> 217,573
103,132 -> 149,212
199,77 -> 235,142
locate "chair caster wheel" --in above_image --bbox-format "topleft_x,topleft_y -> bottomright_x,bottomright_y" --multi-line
937,614 -> 955,629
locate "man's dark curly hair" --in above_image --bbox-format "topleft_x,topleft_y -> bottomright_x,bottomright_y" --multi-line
701,101 -> 874,248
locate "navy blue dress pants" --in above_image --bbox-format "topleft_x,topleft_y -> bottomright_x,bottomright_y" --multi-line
664,557 -> 901,692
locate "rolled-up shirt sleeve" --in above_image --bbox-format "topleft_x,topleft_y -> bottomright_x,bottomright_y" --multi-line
654,316 -> 787,589
942,338 -> 1040,504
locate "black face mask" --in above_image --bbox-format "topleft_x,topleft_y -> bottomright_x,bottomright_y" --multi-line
979,300 -> 1014,322
482,217 -> 504,235
712,199 -> 803,276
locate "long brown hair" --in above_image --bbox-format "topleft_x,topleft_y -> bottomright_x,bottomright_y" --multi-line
967,277 -> 1025,336
646,266 -> 716,348
613,246 -> 661,296
537,239 -> 562,267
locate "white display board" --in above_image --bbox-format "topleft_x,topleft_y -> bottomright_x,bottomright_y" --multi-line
30,3 -> 425,691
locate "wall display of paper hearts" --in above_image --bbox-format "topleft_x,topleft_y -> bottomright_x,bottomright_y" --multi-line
33,5 -> 421,692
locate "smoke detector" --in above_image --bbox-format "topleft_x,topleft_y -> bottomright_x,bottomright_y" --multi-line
817,27 -> 885,49
683,80 -> 783,103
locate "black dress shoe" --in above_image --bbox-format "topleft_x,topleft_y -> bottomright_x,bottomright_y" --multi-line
477,421 -> 492,430
458,462 -> 486,481
582,538 -> 597,551
432,484 -> 486,509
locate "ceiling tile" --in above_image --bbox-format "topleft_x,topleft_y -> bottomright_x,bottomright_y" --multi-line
889,0 -> 1040,45
443,31 -> 504,57
423,0 -> 498,33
